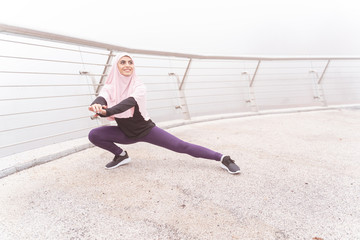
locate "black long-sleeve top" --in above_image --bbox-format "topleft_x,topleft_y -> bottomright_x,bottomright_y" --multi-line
91,96 -> 155,139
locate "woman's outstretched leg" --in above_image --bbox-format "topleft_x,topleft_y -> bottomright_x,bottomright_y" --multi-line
140,126 -> 240,174
140,126 -> 223,161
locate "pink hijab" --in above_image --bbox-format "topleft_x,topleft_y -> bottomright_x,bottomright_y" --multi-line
99,53 -> 150,121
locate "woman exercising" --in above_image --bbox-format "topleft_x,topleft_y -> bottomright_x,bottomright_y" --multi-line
88,53 -> 240,174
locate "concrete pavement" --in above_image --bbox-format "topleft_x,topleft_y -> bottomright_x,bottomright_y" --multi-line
1,109 -> 360,239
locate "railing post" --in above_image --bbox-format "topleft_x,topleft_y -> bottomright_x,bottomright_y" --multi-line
318,59 -> 330,85
95,50 -> 114,95
244,60 -> 260,112
250,60 -> 261,87
169,58 -> 192,120
310,60 -> 330,107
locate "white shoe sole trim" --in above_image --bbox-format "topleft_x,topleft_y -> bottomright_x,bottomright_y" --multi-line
221,163 -> 240,174
105,157 -> 131,170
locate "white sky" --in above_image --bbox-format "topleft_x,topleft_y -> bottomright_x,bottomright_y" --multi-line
1,0 -> 360,56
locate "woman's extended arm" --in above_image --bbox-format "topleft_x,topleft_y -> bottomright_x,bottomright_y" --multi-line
89,96 -> 137,117
104,97 -> 137,117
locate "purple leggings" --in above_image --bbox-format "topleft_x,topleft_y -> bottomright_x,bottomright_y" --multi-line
88,126 -> 222,161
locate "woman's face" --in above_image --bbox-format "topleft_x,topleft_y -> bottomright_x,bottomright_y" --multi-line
117,56 -> 134,76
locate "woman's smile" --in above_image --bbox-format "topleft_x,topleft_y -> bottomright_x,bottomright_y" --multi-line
117,56 -> 134,76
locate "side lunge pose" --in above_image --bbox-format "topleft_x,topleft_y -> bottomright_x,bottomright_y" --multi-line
88,53 -> 240,174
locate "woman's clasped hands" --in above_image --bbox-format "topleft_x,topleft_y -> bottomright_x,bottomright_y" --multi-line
89,104 -> 107,116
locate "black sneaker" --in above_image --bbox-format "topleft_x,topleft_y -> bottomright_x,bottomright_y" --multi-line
221,156 -> 240,174
105,151 -> 131,169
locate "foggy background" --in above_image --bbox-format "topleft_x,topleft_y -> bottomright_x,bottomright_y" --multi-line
1,0 -> 360,56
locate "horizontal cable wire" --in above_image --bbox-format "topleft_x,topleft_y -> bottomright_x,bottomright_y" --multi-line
0,55 -> 110,67
186,67 -> 255,70
255,72 -> 326,76
144,83 -> 177,87
147,89 -> 178,93
137,65 -> 185,69
0,116 -> 92,133
325,71 -> 360,74
137,74 -> 172,77
0,84 -> 103,87
326,66 -> 360,68
252,83 -> 315,87
184,86 -> 243,90
247,66 -> 318,70
186,74 -> 246,77
193,59 -> 252,63
179,80 -> 248,84
323,76 -> 360,79
0,126 -> 95,149
0,105 -> 89,117
255,86 -> 360,92
183,93 -> 243,98
148,106 -> 176,111
323,86 -> 360,90
321,90 -> 349,94
0,38 -> 112,56
245,66 -> 358,70
255,95 -> 317,100
253,89 -> 315,94
148,93 -> 245,101
254,93 -> 316,98
141,74 -> 282,78
147,96 -> 179,101
325,93 -> 360,97
147,103 -> 178,109
133,55 -> 188,61
0,71 -> 106,76
183,83 -> 247,87
187,99 -> 244,106
252,77 -> 324,81
0,94 -> 95,101
150,88 -> 247,94
322,87 -> 360,90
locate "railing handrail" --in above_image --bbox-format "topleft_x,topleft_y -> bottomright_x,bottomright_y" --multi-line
2,23 -> 360,61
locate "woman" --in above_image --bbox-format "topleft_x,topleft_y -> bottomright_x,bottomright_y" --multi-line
88,53 -> 240,174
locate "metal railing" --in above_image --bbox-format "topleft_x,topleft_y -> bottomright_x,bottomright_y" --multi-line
1,23 -> 360,157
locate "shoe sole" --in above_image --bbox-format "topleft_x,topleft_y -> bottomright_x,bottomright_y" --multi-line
221,163 -> 240,174
105,157 -> 131,170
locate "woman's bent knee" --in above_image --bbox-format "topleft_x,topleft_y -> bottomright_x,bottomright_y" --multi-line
88,128 -> 101,144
